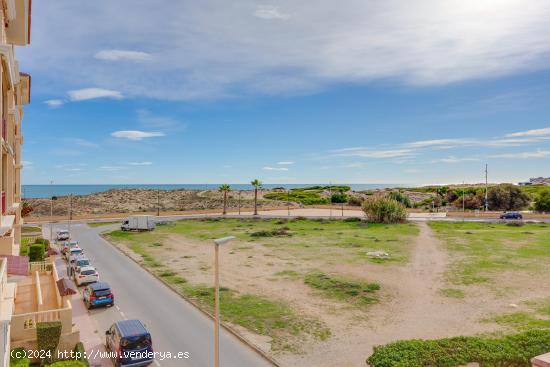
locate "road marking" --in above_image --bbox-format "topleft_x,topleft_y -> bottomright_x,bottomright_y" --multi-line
120,311 -> 127,320
154,360 -> 161,367
115,305 -> 120,311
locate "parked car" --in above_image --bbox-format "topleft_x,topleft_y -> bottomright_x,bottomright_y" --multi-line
106,320 -> 154,367
75,266 -> 99,286
500,211 -> 523,220
56,230 -> 70,241
71,256 -> 91,274
65,247 -> 83,261
121,215 -> 156,231
62,241 -> 79,254
83,282 -> 114,309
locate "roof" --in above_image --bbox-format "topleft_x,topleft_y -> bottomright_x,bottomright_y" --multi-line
116,320 -> 149,337
56,278 -> 77,296
79,265 -> 95,272
90,282 -> 111,290
0,255 -> 28,276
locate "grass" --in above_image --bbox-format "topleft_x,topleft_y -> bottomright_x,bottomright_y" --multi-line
21,225 -> 42,234
263,185 -> 350,205
428,221 -> 550,285
20,236 -> 39,256
87,221 -> 121,227
439,288 -> 466,299
304,271 -> 380,307
107,218 -> 418,264
273,270 -> 301,279
104,228 -> 330,352
491,299 -> 550,331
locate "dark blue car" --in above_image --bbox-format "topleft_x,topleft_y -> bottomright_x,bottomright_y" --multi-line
500,211 -> 523,220
106,320 -> 154,367
83,282 -> 114,309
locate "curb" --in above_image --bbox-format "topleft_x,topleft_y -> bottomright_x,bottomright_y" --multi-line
98,232 -> 283,367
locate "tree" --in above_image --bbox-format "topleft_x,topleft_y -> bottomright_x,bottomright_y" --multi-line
534,191 -> 550,213
388,191 -> 412,208
362,196 -> 407,223
251,179 -> 262,215
487,184 -> 530,211
218,184 -> 231,215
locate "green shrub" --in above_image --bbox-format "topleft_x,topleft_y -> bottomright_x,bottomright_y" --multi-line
534,191 -> 550,213
73,342 -> 89,367
362,197 -> 407,224
28,244 -> 45,262
36,321 -> 62,364
305,271 -> 380,307
49,361 -> 87,367
343,217 -> 362,222
366,329 -> 550,367
10,348 -> 30,367
388,191 -> 412,208
488,184 -> 530,211
348,195 -> 364,206
331,192 -> 348,204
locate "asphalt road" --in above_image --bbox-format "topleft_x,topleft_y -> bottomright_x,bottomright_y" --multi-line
48,223 -> 274,367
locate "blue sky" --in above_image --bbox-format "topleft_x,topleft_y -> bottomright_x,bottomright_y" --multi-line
17,1 -> 550,185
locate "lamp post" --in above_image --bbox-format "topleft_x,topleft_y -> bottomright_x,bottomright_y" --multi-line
238,191 -> 241,215
49,180 -> 53,243
68,194 -> 73,238
157,189 -> 160,217
213,236 -> 236,367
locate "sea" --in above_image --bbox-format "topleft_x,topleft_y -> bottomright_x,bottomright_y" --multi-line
21,184 -> 407,199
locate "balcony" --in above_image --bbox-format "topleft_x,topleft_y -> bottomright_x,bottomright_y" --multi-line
10,261 -> 78,344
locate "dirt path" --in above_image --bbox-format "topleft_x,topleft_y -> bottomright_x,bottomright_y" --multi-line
285,222 -> 499,367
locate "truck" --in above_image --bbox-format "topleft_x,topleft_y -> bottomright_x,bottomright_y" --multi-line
121,215 -> 156,231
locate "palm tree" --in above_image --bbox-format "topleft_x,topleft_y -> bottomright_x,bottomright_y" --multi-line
219,184 -> 231,215
251,179 -> 262,215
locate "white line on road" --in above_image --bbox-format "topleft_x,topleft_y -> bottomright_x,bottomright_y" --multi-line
120,311 -> 127,320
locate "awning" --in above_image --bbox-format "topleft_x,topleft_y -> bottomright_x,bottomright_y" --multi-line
56,278 -> 77,296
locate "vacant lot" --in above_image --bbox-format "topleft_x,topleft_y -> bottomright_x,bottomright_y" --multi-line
103,219 -> 550,366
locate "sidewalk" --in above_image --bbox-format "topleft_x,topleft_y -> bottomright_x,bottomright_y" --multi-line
46,228 -> 112,367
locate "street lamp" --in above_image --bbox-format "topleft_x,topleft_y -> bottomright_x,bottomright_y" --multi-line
213,236 -> 235,367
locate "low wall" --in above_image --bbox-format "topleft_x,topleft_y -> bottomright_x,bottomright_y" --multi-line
11,329 -> 81,362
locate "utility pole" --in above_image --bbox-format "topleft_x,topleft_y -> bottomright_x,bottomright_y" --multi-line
287,189 -> 290,217
238,191 -> 241,215
49,180 -> 53,244
68,194 -> 73,237
157,189 -> 160,216
484,164 -> 489,212
329,183 -> 332,219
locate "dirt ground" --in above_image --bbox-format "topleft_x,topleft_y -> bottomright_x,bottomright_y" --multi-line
108,221 -> 550,367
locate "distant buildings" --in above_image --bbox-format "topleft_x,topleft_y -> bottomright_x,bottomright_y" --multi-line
518,177 -> 550,186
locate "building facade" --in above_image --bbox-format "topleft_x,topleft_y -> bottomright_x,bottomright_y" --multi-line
0,1 -> 31,366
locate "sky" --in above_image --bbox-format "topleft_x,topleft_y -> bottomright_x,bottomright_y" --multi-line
17,0 -> 550,185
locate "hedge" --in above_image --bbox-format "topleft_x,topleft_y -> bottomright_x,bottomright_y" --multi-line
366,329 -> 550,367
49,361 -> 87,367
9,348 -> 29,367
28,243 -> 45,262
73,342 -> 89,367
37,321 -> 62,364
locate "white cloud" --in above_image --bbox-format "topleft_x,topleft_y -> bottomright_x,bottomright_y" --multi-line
254,5 -> 290,20
506,127 -> 550,138
22,160 -> 32,166
99,166 -> 127,171
127,161 -> 153,166
111,130 -> 165,140
68,88 -> 123,101
65,138 -> 98,148
277,161 -> 294,165
95,49 -> 152,61
263,166 -> 289,171
489,150 -> 550,159
44,99 -> 64,107
405,169 -> 421,173
333,148 -> 415,159
431,156 -> 480,163
21,1 -> 550,100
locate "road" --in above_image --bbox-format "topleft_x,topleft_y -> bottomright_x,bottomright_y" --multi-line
47,223 -> 275,367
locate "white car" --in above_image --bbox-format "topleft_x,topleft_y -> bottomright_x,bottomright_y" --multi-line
62,241 -> 79,254
72,256 -> 91,274
56,230 -> 70,241
66,247 -> 84,261
75,266 -> 99,286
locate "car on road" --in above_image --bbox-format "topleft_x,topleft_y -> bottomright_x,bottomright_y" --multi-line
62,241 -> 79,254
65,247 -> 84,261
71,256 -> 91,274
75,266 -> 99,286
83,282 -> 114,309
106,319 -> 154,367
56,230 -> 70,241
500,211 -> 523,220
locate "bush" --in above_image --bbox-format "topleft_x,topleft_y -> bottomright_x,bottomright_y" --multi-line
343,217 -> 362,222
49,362 -> 87,367
362,197 -> 407,224
348,195 -> 364,206
534,191 -> 550,213
488,184 -> 530,211
388,191 -> 412,208
73,342 -> 89,367
331,192 -> 348,204
28,244 -> 45,262
10,348 -> 30,367
34,238 -> 50,247
21,202 -> 33,217
36,321 -> 62,364
366,329 -> 550,367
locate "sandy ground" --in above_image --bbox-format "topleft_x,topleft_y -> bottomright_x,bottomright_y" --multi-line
107,221 -> 550,367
